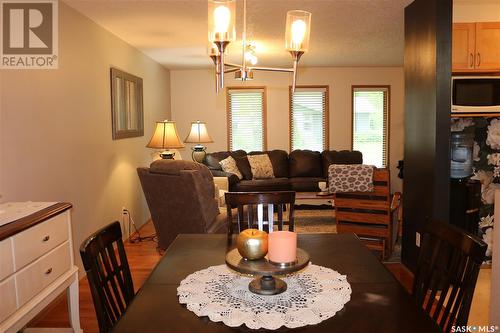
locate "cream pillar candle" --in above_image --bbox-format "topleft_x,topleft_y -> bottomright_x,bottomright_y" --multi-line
268,231 -> 297,264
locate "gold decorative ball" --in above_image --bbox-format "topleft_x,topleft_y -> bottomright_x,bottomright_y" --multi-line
237,229 -> 268,260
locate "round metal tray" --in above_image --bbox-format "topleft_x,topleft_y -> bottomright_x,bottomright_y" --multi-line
225,248 -> 310,276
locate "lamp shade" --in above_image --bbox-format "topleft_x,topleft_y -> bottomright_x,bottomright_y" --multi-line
146,120 -> 185,149
184,121 -> 214,144
285,10 -> 312,52
208,0 -> 236,42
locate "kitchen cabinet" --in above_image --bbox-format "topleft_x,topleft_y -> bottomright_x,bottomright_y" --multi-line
452,22 -> 500,72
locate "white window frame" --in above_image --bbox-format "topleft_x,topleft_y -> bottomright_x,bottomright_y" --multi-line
289,85 -> 330,151
226,87 -> 267,152
351,85 -> 390,168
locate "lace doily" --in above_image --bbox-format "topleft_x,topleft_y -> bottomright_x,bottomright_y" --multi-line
177,264 -> 351,330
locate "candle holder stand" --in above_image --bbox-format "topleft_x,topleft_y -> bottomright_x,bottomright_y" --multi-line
225,248 -> 310,295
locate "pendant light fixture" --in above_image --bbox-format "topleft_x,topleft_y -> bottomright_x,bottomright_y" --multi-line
208,0 -> 311,93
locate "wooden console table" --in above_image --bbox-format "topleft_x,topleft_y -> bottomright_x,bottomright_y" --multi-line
0,202 -> 81,333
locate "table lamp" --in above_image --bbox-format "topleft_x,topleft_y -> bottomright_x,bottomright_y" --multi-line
146,120 -> 184,159
184,121 -> 213,163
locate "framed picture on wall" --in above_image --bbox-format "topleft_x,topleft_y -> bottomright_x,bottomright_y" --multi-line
110,68 -> 144,140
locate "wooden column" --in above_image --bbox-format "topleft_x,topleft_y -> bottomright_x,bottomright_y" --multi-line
402,0 -> 452,271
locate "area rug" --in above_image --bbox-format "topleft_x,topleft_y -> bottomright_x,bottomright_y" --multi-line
294,209 -> 336,233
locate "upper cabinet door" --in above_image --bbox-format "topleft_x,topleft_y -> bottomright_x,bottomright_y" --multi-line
452,23 -> 476,71
475,22 -> 500,70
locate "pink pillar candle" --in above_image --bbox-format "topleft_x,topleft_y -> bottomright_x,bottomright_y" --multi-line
267,231 -> 297,264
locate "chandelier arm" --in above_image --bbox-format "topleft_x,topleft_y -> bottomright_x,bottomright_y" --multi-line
210,55 -> 220,93
219,47 -> 225,89
290,51 -> 304,93
214,41 -> 230,89
224,67 -> 241,74
225,62 -> 243,68
250,66 -> 294,73
242,0 -> 247,71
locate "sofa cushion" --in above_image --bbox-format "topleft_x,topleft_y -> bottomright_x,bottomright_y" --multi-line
248,154 -> 275,179
248,150 -> 289,178
219,156 -> 242,179
232,178 -> 291,192
289,150 -> 323,178
235,156 -> 253,180
150,159 -> 208,176
204,150 -> 246,170
322,150 -> 363,177
289,177 -> 326,192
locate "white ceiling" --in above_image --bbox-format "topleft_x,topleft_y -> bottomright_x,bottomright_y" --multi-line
64,0 -> 415,69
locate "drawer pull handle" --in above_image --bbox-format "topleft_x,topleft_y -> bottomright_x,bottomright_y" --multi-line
45,268 -> 53,275
42,235 -> 50,242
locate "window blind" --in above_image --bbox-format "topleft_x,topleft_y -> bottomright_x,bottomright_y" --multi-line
290,87 -> 328,151
227,88 -> 266,152
352,87 -> 389,168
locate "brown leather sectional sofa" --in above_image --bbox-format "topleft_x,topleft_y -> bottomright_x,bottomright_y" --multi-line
203,149 -> 363,192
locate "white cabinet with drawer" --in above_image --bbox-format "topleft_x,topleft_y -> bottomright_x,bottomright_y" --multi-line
16,242 -> 72,307
0,202 -> 81,333
0,237 -> 14,281
13,212 -> 69,270
0,277 -> 17,323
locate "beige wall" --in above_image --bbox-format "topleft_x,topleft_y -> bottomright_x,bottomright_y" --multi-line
0,3 -> 170,271
171,67 -> 404,192
454,2 -> 500,22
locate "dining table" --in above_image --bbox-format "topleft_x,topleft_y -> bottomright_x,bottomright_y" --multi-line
111,233 -> 442,333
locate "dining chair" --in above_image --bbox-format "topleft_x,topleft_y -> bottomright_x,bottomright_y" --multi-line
412,221 -> 487,332
80,221 -> 135,333
224,191 -> 296,234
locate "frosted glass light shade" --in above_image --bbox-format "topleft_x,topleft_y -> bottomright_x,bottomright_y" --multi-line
208,0 -> 236,42
184,121 -> 214,143
146,120 -> 185,149
285,10 -> 312,52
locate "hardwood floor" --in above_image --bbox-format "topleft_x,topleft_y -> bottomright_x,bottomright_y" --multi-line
28,221 -> 414,333
29,222 -> 162,333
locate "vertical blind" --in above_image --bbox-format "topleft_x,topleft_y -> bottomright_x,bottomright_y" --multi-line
352,87 -> 389,168
227,88 -> 265,152
290,87 -> 328,151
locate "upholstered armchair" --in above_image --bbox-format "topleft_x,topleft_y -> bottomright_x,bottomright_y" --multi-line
137,160 -> 227,249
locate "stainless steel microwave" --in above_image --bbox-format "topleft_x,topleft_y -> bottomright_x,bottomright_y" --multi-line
452,76 -> 500,113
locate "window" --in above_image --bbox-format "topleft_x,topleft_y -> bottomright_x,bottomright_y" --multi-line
227,87 -> 266,151
289,86 -> 329,151
352,86 -> 390,168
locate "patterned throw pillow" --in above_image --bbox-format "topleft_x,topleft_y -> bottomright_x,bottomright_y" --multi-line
219,156 -> 242,179
247,154 -> 275,179
328,164 -> 374,193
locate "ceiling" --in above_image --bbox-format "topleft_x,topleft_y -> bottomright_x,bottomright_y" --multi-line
64,0 -> 415,69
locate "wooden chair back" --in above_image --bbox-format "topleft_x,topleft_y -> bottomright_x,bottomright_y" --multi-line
334,168 -> 394,258
225,191 -> 295,234
413,221 -> 486,332
80,221 -> 135,333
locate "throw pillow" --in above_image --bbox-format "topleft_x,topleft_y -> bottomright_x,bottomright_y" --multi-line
247,154 -> 275,179
219,156 -> 243,180
328,164 -> 374,193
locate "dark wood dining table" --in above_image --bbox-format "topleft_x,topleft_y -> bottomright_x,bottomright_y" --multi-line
111,233 -> 441,333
